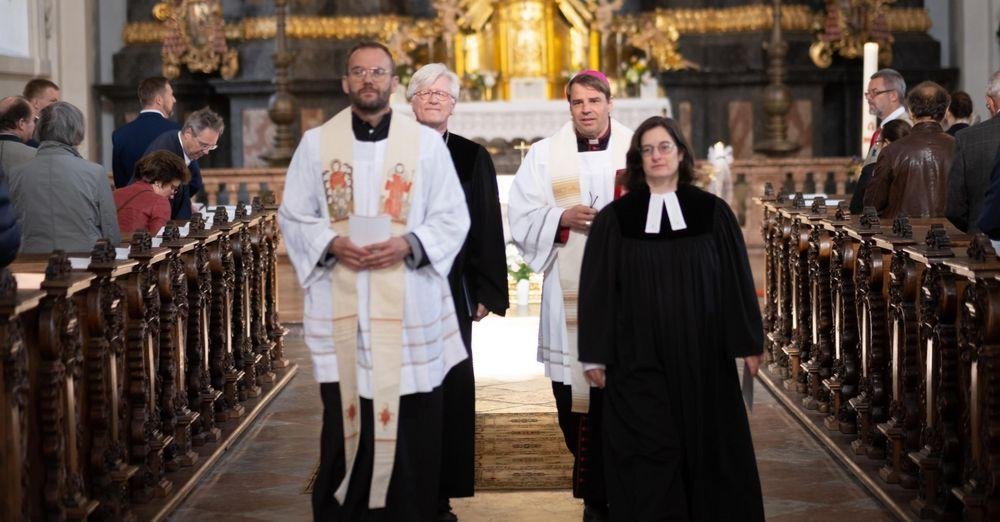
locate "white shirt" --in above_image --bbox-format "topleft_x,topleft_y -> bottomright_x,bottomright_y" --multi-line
176,131 -> 192,166
881,105 -> 908,127
278,122 -> 470,396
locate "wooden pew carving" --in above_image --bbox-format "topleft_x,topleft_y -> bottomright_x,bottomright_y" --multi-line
186,214 -> 223,445
209,206 -> 246,421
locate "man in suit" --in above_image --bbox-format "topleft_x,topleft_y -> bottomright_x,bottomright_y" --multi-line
22,78 -> 60,148
947,70 -> 1000,233
0,96 -> 37,177
112,76 -> 179,188
145,107 -> 223,219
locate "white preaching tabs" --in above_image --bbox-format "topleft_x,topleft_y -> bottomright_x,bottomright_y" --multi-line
645,191 -> 688,234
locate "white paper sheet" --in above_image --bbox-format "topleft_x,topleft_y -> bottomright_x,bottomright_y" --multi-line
349,215 -> 391,247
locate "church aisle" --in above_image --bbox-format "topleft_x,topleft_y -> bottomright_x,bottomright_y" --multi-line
170,250 -> 893,521
168,332 -> 893,521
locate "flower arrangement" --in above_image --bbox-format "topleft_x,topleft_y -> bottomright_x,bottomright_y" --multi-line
620,54 -> 652,89
506,243 -> 532,283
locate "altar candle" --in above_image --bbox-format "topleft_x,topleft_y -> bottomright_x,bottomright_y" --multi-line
861,42 -> 879,157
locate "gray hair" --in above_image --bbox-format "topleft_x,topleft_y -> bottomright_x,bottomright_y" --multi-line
871,68 -> 907,103
182,107 -> 225,135
987,70 -> 1000,100
406,63 -> 460,101
38,101 -> 84,146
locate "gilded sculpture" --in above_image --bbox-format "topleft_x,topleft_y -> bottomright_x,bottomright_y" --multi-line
155,0 -> 239,80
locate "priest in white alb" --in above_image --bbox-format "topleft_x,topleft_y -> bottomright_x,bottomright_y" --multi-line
278,42 -> 469,521
508,69 -> 632,522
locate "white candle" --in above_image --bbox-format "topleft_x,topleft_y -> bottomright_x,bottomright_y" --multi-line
861,42 -> 879,157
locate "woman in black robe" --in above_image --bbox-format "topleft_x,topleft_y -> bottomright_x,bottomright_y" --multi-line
578,116 -> 765,521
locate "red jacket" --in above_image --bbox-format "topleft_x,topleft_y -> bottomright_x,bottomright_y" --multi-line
113,181 -> 170,236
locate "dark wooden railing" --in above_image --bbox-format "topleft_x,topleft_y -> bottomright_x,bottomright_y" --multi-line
0,196 -> 296,521
756,188 -> 1000,520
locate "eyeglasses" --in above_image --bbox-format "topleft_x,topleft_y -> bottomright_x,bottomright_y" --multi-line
865,89 -> 893,99
348,66 -> 390,81
640,142 -> 677,157
195,138 -> 218,151
413,90 -> 454,102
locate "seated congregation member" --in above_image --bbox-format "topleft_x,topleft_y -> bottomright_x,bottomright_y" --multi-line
8,101 -> 120,253
406,63 -> 510,521
0,169 -> 20,266
145,107 -> 221,219
0,96 -> 37,176
864,81 -> 954,219
114,151 -> 190,236
577,116 -> 765,521
112,76 -> 180,188
849,119 -> 911,214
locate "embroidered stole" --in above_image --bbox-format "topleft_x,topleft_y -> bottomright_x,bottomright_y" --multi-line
548,119 -> 631,414
320,108 -> 420,508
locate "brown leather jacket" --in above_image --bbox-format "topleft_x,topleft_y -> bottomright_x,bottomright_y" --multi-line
863,121 -> 954,219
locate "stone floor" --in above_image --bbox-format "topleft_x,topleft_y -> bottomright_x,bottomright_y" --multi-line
170,252 -> 895,521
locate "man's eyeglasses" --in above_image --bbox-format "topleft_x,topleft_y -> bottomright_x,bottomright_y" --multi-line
185,133 -> 217,152
348,67 -> 390,81
865,89 -> 893,99
640,142 -> 677,157
195,138 -> 218,151
413,90 -> 454,102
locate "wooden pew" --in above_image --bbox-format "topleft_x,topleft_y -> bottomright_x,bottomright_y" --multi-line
0,268 -> 44,521
942,235 -> 1000,520
7,253 -> 100,519
876,220 -> 969,490
1,205 -> 296,520
823,209 -> 863,434
755,190 -> 1000,518
899,226 -> 975,518
800,198 -> 850,412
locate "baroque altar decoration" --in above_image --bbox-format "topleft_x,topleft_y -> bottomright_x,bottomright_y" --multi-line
809,0 -> 895,68
155,0 -> 239,80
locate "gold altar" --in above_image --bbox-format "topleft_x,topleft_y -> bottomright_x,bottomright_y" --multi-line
449,0 -> 600,100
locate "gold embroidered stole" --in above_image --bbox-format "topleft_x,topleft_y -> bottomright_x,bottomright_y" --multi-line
548,120 -> 631,414
320,107 -> 420,508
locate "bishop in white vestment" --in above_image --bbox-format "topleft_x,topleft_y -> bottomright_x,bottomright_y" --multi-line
278,42 -> 469,521
508,70 -> 632,521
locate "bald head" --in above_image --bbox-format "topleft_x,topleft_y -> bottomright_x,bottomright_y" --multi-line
0,95 -> 36,142
906,81 -> 950,123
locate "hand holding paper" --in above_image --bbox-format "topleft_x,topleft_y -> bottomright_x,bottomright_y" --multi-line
363,236 -> 411,270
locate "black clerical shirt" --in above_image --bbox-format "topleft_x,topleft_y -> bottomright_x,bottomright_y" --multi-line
352,111 -> 391,141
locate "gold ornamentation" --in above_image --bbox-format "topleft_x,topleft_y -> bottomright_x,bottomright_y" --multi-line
122,5 -> 931,46
155,0 -> 239,80
809,0 -> 896,69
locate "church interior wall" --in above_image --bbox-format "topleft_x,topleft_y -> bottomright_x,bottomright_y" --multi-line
1,0 -> 991,170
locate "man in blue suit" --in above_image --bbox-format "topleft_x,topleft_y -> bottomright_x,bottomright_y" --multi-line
112,76 -> 179,188
145,107 -> 223,220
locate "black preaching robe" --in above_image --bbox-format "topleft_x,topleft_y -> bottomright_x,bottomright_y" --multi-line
439,131 -> 509,499
578,185 -> 765,521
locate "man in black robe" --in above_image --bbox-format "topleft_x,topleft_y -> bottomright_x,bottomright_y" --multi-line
407,63 -> 509,521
